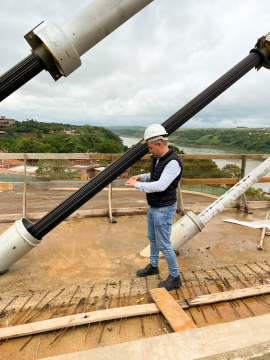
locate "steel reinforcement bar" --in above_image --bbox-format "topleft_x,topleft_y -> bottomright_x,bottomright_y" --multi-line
28,51 -> 262,239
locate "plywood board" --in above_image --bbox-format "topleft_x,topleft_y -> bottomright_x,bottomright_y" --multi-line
0,182 -> 13,190
150,288 -> 197,332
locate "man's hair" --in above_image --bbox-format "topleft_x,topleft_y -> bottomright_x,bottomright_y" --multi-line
150,139 -> 168,146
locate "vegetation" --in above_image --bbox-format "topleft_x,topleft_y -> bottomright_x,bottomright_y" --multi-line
106,126 -> 145,138
107,126 -> 270,154
170,128 -> 270,153
0,120 -> 126,154
2,122 -> 269,199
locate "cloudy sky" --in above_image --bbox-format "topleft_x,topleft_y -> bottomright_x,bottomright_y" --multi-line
0,0 -> 270,128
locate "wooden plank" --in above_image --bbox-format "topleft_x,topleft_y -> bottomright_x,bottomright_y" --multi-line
186,284 -> 270,307
0,152 -> 268,161
258,213 -> 270,250
1,284 -> 270,340
0,303 -> 167,340
177,182 -> 185,215
237,155 -> 248,213
23,153 -> 27,218
108,182 -> 117,223
182,154 -> 265,160
0,300 -> 188,341
182,178 -> 239,185
258,177 -> 270,183
178,177 -> 269,185
0,153 -> 89,160
150,288 -> 197,332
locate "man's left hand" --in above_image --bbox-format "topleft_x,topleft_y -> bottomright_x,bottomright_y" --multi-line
125,178 -> 137,188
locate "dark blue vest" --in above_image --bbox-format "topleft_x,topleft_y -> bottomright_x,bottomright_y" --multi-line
146,148 -> 182,207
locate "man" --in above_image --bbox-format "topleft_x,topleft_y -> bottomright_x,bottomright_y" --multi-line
125,124 -> 182,291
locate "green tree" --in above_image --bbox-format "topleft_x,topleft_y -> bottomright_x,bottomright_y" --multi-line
221,164 -> 241,178
12,138 -> 52,153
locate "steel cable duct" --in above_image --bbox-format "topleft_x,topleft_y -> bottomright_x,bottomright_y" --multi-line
28,52 -> 261,239
0,53 -> 45,102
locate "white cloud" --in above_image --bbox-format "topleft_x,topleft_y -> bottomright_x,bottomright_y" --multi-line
0,0 -> 270,128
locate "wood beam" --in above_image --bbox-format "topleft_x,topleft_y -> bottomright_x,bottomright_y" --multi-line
150,288 -> 197,332
186,284 -> 270,307
182,178 -> 239,185
0,153 -> 269,161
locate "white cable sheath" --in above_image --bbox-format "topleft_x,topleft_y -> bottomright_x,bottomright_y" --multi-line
198,157 -> 270,225
140,156 -> 270,257
36,0 -> 154,76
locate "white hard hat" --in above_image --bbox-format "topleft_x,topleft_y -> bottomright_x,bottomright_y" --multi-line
142,124 -> 168,144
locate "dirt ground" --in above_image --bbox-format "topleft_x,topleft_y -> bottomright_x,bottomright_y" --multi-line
0,200 -> 270,359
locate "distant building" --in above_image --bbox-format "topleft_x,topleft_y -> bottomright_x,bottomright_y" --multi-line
0,116 -> 15,129
22,133 -> 37,137
0,131 -> 7,136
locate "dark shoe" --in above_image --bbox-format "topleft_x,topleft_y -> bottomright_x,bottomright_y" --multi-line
136,263 -> 159,277
158,275 -> 182,291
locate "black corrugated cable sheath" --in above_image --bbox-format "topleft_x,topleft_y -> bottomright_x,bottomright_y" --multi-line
28,51 -> 262,239
0,52 -> 45,102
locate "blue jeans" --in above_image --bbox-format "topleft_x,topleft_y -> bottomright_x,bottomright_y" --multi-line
147,203 -> 179,277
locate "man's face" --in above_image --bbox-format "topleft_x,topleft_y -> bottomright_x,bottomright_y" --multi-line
147,141 -> 162,158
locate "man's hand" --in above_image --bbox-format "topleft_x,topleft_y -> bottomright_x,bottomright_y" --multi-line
130,175 -> 141,181
125,178 -> 137,188
125,175 -> 141,188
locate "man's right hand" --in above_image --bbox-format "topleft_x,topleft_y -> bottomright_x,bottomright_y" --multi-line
130,175 -> 141,181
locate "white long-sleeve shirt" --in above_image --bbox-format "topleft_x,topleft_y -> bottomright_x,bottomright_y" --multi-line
135,159 -> 181,193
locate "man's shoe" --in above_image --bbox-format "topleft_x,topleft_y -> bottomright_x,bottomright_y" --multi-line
136,264 -> 159,277
158,275 -> 182,291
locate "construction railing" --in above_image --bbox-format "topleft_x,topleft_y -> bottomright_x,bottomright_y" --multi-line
0,152 -> 269,222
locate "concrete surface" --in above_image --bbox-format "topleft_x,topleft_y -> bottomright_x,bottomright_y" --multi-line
0,187 -> 215,216
1,208 -> 269,297
40,313 -> 270,360
1,203 -> 270,360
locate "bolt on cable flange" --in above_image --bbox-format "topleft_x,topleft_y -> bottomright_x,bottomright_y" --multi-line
24,23 -> 63,81
251,32 -> 270,70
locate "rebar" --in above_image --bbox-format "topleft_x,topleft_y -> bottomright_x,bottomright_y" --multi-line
116,281 -> 122,308
215,268 -> 255,316
205,271 -> 241,318
83,285 -> 95,313
213,269 -> 239,307
234,265 -> 270,307
138,290 -> 145,337
26,288 -> 65,323
0,295 -> 19,318
127,279 -> 134,306
118,292 -> 125,335
22,291 -> 50,324
10,294 -> 34,326
246,264 -> 270,284
204,281 -> 222,319
51,297 -> 85,346
178,285 -> 197,325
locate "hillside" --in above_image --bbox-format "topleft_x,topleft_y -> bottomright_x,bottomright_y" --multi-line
0,120 -> 125,153
107,127 -> 270,153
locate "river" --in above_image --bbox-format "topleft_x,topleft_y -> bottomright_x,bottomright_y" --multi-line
120,136 -> 270,192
